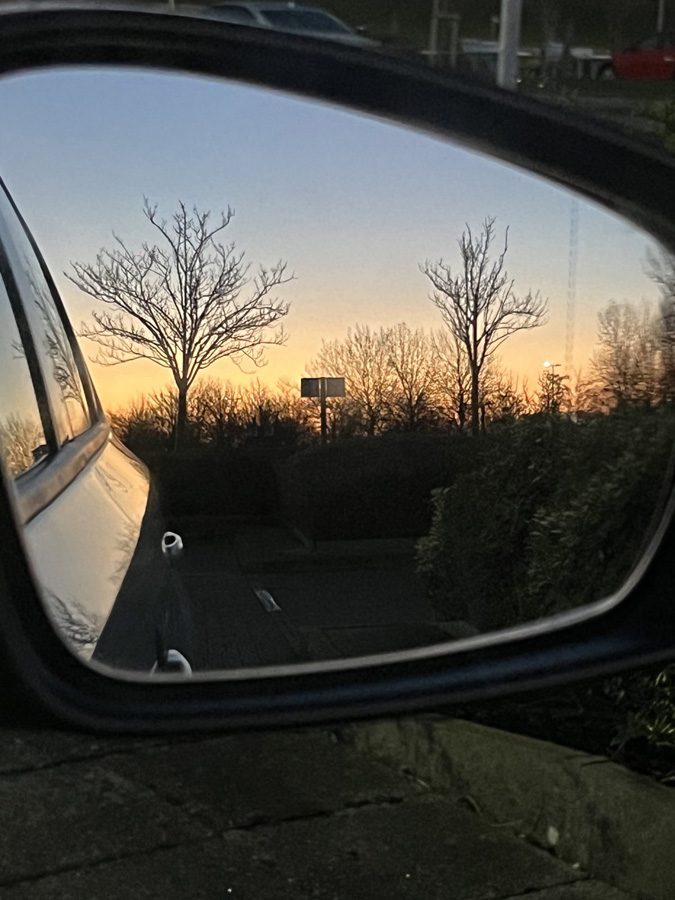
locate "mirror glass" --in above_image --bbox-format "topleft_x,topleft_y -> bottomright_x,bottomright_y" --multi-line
0,66 -> 672,675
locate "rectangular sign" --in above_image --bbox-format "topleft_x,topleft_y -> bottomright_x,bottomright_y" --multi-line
325,377 -> 346,398
301,377 -> 346,398
300,378 -> 320,398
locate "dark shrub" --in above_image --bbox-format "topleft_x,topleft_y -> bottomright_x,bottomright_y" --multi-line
417,408 -> 675,631
417,414 -> 577,629
524,408 -> 675,619
278,433 -> 477,541
138,447 -> 280,518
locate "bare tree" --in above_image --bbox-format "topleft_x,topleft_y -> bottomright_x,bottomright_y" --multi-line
482,367 -> 532,424
421,218 -> 548,435
273,378 -> 315,439
591,300 -> 663,408
238,378 -> 313,444
70,199 -> 292,448
384,323 -> 439,431
646,247 -> 675,402
0,414 -> 46,477
430,329 -> 471,430
109,396 -> 162,448
307,324 -> 392,436
564,367 -> 602,416
188,378 -> 243,447
534,368 -> 571,415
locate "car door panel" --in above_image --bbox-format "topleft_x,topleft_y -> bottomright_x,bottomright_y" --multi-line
21,436 -> 149,658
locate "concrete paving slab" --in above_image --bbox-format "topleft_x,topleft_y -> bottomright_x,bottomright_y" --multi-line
3,796 -> 590,900
100,729 -> 427,830
0,728 -> 179,774
347,717 -> 675,900
0,730 -> 58,774
0,760 -> 210,885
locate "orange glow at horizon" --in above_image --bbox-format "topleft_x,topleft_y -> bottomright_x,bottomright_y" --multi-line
88,313 -> 610,414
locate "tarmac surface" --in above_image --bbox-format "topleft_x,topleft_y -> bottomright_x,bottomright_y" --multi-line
0,723 -> 639,899
178,523 -> 453,671
13,523 -> 644,898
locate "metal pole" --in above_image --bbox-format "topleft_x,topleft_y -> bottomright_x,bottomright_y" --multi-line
320,377 -> 327,445
657,0 -> 666,32
449,14 -> 461,69
428,0 -> 440,67
496,0 -> 523,90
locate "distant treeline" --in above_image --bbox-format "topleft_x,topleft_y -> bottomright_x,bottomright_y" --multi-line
110,299 -> 674,452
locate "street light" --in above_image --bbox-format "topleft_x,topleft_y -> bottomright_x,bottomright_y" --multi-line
542,361 -> 563,414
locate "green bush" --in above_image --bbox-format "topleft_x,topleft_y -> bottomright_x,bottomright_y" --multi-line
611,667 -> 675,758
417,414 -> 577,629
417,409 -> 675,631
524,409 -> 675,620
278,432 -> 477,541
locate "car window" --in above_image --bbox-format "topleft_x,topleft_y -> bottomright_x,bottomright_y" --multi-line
212,5 -> 258,23
636,34 -> 662,50
0,187 -> 90,444
0,276 -> 49,477
262,9 -> 351,34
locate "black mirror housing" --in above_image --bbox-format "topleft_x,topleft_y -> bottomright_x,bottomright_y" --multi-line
0,3 -> 674,732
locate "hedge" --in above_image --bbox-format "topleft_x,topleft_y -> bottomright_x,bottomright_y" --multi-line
277,432 -> 478,541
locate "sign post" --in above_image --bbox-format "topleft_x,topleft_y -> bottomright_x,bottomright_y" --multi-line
301,377 -> 346,444
319,377 -> 328,444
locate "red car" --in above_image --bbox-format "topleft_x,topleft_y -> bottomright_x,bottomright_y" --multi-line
609,32 -> 675,79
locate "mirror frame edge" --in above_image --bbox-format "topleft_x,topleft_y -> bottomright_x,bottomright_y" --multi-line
0,4 -> 672,731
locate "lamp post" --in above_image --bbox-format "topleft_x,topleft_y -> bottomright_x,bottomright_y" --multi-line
543,361 -> 562,413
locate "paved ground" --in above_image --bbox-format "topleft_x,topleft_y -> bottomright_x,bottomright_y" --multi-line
0,723 -> 639,899
27,523 -> 638,897
179,524 -> 451,671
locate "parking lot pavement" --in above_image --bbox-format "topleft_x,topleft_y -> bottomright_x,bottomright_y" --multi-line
0,726 -> 638,900
178,525 -> 451,671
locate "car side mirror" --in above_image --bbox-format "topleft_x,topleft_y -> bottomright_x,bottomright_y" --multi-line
0,4 -> 673,733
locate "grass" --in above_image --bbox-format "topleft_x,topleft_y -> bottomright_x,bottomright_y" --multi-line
448,664 -> 675,785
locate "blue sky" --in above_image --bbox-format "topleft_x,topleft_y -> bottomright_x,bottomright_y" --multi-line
0,65 -> 661,408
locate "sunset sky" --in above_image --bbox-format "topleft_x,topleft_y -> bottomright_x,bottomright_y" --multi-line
0,66 -> 663,412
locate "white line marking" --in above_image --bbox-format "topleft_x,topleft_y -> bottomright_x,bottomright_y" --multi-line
254,588 -> 281,612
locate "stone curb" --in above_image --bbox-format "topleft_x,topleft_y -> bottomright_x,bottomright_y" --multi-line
345,717 -> 675,900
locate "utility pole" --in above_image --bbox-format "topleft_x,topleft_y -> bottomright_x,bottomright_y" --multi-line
657,0 -> 666,32
496,0 -> 523,90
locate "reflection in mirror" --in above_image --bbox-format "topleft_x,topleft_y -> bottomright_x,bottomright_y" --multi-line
0,67 -> 672,675
0,279 -> 48,476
